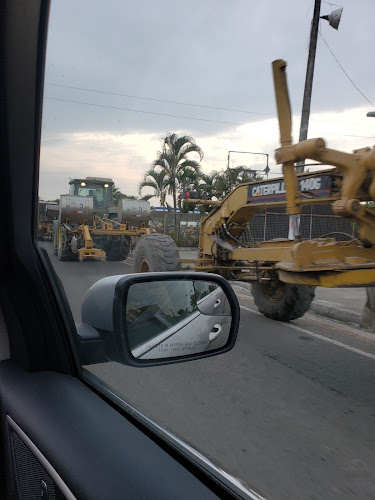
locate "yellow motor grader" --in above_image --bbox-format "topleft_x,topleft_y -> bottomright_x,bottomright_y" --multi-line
133,59 -> 375,321
53,177 -> 151,262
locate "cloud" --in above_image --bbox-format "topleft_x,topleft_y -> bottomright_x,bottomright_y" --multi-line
39,104 -> 375,201
39,131 -> 162,199
43,0 -> 375,140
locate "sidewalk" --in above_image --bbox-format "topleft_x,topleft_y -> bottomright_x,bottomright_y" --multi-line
178,248 -> 367,328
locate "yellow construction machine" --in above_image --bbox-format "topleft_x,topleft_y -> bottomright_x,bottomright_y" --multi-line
37,201 -> 59,240
53,177 -> 150,261
163,59 -> 375,321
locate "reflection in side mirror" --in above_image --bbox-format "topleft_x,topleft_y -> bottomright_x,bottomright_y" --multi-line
126,280 -> 232,360
196,283 -> 231,316
79,272 -> 239,368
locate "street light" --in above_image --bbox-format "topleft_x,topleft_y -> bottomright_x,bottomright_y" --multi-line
227,150 -> 270,177
320,7 -> 343,30
367,112 -> 375,118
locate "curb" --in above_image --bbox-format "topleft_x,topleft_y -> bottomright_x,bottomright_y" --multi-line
309,302 -> 361,327
228,280 -> 362,328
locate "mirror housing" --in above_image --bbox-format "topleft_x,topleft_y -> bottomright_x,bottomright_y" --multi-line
78,272 -> 240,367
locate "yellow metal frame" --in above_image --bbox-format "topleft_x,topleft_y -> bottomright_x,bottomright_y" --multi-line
77,248 -> 106,262
58,215 -> 150,262
76,224 -> 106,262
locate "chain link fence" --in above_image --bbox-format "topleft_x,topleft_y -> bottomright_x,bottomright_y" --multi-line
149,205 -> 359,247
149,211 -> 202,247
242,205 -> 358,243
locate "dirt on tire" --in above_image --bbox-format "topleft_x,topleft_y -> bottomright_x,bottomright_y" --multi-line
133,234 -> 182,273
251,281 -> 315,321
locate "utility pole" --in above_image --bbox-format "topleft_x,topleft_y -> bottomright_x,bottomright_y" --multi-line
296,0 -> 322,174
289,1 -> 342,239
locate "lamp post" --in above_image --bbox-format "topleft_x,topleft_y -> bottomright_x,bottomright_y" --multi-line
227,150 -> 270,177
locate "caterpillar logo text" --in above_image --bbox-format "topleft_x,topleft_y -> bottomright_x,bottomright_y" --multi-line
247,175 -> 332,203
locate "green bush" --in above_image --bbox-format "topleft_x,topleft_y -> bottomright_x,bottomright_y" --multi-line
168,230 -> 184,247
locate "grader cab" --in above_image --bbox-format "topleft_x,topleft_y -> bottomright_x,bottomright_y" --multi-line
174,59 -> 375,321
68,177 -> 116,216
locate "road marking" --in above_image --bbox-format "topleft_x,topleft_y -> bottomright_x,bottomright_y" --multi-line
240,305 -> 375,361
237,293 -> 375,343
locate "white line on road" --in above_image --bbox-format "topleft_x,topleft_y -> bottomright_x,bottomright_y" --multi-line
240,305 -> 375,361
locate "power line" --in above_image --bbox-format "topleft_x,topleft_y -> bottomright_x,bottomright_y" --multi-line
45,81 -> 364,126
319,29 -> 375,108
44,95 -> 375,139
44,96 -> 243,125
45,82 -> 274,118
322,1 -> 343,8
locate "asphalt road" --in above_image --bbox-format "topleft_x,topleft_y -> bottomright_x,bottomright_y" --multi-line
41,241 -> 375,500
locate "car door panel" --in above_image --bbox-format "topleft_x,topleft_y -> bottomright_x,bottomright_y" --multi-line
0,360 -> 219,500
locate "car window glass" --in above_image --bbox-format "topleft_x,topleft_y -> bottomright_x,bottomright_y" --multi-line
38,2 -> 375,498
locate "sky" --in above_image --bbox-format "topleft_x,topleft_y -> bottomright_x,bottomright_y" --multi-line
39,0 -> 375,203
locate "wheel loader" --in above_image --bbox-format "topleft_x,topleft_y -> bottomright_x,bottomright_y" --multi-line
132,59 -> 375,321
54,176 -> 150,261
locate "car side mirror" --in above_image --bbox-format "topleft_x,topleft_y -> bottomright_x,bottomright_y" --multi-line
77,272 -> 240,367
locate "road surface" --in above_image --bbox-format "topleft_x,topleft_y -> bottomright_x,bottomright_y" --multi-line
41,241 -> 375,499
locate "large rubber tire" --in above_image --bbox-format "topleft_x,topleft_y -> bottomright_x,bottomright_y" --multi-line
106,236 -> 131,261
53,221 -> 59,255
133,234 -> 182,273
57,230 -> 73,261
251,280 -> 315,321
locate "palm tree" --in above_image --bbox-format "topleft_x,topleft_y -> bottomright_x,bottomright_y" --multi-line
152,133 -> 203,228
138,169 -> 168,208
198,171 -> 221,200
217,167 -> 263,198
112,184 -> 136,206
177,169 -> 201,211
234,166 -> 263,184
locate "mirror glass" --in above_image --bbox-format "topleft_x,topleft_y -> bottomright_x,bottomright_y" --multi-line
125,280 -> 232,360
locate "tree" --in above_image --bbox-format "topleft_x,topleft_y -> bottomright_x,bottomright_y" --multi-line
198,171 -> 220,200
221,166 -> 263,196
152,133 -> 203,228
138,169 -> 168,208
177,169 -> 201,212
112,185 -> 136,206
197,167 -> 263,200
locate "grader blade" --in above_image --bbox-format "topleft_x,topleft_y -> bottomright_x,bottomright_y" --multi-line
78,248 -> 106,262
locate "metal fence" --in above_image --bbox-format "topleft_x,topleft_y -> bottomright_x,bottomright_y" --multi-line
243,205 -> 358,243
149,211 -> 202,247
149,205 -> 359,247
